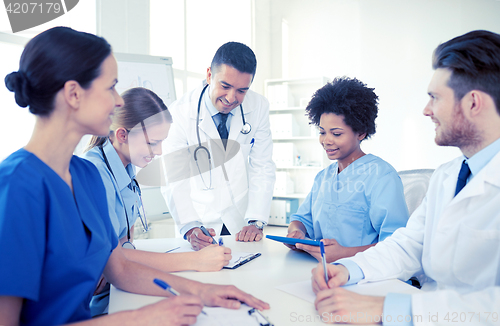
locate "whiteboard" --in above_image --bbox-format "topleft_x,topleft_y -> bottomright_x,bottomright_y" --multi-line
73,53 -> 176,156
114,52 -> 176,106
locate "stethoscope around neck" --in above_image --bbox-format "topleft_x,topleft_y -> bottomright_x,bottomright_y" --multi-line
100,143 -> 149,249
194,83 -> 251,190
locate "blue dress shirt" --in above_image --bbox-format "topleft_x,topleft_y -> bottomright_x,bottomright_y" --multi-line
337,137 -> 500,326
290,154 -> 409,246
204,84 -> 234,130
0,149 -> 118,325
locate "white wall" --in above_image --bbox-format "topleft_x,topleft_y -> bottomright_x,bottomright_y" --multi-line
253,0 -> 500,171
94,0 -> 500,171
96,0 -> 150,54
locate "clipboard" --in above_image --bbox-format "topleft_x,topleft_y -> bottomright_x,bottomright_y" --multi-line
164,244 -> 260,269
195,303 -> 274,325
247,307 -> 274,326
223,252 -> 261,269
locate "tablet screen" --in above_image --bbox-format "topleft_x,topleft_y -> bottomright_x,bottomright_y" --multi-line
266,235 -> 321,246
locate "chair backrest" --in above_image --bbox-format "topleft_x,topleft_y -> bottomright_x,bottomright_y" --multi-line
397,169 -> 434,216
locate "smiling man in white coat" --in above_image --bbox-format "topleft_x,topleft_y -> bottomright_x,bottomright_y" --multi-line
310,30 -> 500,325
161,42 -> 275,249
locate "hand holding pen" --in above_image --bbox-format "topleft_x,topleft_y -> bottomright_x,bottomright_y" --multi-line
311,259 -> 350,294
186,226 -> 217,250
154,278 -> 208,315
142,278 -> 204,325
154,278 -> 270,312
200,226 -> 217,244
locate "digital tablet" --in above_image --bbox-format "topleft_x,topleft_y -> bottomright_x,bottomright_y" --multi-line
266,235 -> 321,246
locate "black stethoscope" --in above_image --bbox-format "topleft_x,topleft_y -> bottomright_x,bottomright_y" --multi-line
100,143 -> 149,249
194,84 -> 251,190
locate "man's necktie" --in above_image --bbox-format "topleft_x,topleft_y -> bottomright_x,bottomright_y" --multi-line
454,160 -> 471,196
217,113 -> 229,149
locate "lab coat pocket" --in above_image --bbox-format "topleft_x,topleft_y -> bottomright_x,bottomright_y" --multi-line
452,223 -> 500,288
240,144 -> 252,159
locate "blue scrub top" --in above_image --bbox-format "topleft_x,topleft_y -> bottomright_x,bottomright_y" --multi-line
82,141 -> 140,241
290,154 -> 409,246
0,149 -> 118,325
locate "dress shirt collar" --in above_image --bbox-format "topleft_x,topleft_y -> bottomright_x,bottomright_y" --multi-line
465,137 -> 500,179
204,85 -> 235,118
102,140 -> 136,191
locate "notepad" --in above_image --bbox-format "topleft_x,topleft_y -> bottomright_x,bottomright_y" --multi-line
223,252 -> 261,269
166,244 -> 261,270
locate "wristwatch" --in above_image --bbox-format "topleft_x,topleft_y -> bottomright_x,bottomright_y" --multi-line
248,220 -> 266,230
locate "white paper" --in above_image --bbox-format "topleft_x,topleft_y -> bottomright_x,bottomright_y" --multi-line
276,279 -> 421,304
168,244 -> 260,269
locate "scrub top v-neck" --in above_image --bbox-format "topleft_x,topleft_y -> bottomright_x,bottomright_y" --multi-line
290,154 -> 409,246
0,149 -> 118,325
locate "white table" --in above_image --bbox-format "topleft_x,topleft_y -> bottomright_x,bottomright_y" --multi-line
109,228 -> 420,325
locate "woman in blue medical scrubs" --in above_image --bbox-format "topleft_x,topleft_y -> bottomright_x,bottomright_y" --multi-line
0,26 -> 268,326
285,77 -> 409,263
83,87 -> 231,316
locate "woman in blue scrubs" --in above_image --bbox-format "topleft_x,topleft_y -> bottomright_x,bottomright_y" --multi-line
83,87 -> 231,316
0,26 -> 268,326
286,77 -> 409,263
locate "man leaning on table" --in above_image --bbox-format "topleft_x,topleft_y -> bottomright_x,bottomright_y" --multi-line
161,42 -> 275,250
311,30 -> 500,325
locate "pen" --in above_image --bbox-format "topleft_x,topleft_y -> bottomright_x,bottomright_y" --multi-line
250,138 -> 255,148
165,246 -> 180,253
154,278 -> 207,315
320,241 -> 329,285
199,226 -> 217,244
218,237 -> 224,246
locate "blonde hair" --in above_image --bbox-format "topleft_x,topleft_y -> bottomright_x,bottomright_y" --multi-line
86,87 -> 172,151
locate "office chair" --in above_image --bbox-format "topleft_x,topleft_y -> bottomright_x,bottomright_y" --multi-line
397,169 -> 434,289
397,169 -> 434,216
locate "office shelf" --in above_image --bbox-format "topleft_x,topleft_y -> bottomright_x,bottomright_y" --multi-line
273,136 -> 317,141
266,77 -> 330,225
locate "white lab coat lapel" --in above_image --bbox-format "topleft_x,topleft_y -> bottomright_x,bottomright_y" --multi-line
226,107 -> 242,155
448,151 -> 500,206
438,151 -> 500,229
226,99 -> 254,152
228,106 -> 243,140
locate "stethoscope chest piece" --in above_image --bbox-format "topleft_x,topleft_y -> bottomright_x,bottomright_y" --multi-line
241,122 -> 251,134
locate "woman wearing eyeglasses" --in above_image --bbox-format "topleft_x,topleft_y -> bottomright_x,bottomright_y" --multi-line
0,26 -> 267,326
83,87 -> 231,316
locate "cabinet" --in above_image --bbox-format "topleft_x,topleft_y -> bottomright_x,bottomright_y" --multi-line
265,77 -> 331,225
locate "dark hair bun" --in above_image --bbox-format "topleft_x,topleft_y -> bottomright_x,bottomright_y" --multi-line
5,71 -> 30,108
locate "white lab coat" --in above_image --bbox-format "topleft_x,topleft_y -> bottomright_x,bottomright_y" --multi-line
349,151 -> 500,325
161,83 -> 276,237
